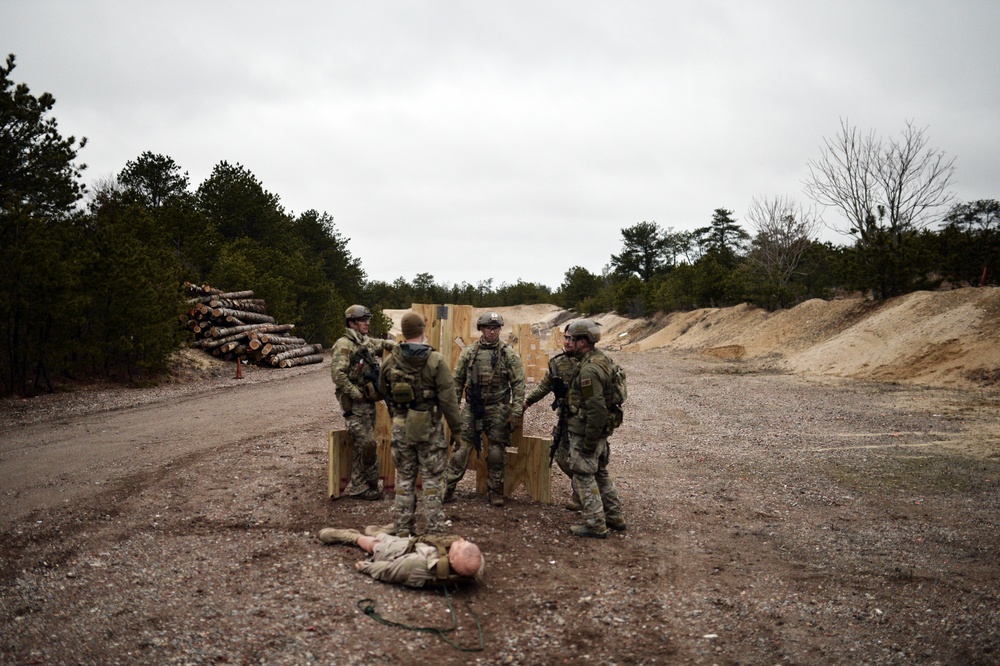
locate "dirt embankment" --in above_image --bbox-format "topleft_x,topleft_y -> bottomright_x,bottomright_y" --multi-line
596,287 -> 1000,391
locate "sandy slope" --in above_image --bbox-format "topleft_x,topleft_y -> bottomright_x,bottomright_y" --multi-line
596,287 -> 1000,390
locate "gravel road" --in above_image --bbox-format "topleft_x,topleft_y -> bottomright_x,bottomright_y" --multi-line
1,352 -> 998,665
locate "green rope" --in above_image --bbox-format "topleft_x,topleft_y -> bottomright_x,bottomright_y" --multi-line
356,587 -> 485,652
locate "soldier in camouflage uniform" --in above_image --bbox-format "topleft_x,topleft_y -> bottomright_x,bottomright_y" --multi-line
444,311 -> 525,507
564,319 -> 627,538
378,312 -> 463,535
524,323 -> 582,510
330,305 -> 396,500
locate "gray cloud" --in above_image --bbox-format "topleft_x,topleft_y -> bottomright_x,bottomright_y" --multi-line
5,0 -> 998,289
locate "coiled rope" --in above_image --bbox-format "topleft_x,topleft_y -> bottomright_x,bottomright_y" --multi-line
356,587 -> 484,652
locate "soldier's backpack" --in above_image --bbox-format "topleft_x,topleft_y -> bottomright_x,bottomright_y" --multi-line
606,359 -> 628,429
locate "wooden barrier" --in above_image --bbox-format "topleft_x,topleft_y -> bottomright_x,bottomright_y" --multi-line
327,402 -> 393,498
329,424 -> 551,504
466,429 -> 551,502
509,322 -> 550,386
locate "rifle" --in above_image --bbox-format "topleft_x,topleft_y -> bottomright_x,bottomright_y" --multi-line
354,345 -> 383,400
467,380 -> 485,456
549,375 -> 568,464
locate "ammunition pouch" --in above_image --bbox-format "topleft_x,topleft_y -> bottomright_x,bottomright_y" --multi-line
391,381 -> 416,405
362,381 -> 382,401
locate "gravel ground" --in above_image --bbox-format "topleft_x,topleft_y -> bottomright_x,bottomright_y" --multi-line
1,351 -> 999,665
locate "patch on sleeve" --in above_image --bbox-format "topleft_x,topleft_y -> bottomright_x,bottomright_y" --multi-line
340,348 -> 351,357
581,377 -> 594,398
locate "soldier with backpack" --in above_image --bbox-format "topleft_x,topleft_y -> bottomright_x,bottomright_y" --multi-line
524,322 -> 582,511
378,311 -> 463,536
563,318 -> 627,538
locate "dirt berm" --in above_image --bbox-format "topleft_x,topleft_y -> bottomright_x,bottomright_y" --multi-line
589,287 -> 1000,390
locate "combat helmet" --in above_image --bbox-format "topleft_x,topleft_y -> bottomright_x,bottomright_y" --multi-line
566,318 -> 602,344
476,311 -> 504,330
345,304 -> 372,325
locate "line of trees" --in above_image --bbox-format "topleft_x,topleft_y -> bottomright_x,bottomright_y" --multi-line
556,193 -> 997,318
2,53 -> 996,395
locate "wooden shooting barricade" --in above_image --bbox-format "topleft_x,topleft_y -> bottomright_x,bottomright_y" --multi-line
327,426 -> 551,503
327,303 -> 552,503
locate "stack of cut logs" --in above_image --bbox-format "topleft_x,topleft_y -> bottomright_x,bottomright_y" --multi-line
181,283 -> 324,368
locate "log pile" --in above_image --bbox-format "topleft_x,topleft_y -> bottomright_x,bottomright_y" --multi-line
180,282 -> 324,368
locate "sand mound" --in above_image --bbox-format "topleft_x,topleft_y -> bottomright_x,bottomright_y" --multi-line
619,287 -> 1000,390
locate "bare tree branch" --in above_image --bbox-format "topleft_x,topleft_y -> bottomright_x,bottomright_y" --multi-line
805,118 -> 955,244
745,195 -> 820,286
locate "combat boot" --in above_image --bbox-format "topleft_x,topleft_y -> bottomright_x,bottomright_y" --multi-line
318,528 -> 361,545
564,495 -> 583,511
570,524 -> 609,539
606,517 -> 628,532
357,487 -> 382,501
488,492 -> 505,508
443,485 -> 456,504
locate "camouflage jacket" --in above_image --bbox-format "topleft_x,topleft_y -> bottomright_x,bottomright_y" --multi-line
453,340 -> 525,416
330,328 -> 396,401
524,352 -> 577,411
565,348 -> 614,445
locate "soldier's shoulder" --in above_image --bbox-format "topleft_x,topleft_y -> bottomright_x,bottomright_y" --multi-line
331,336 -> 354,356
333,334 -> 356,347
552,352 -> 576,368
426,349 -> 447,366
580,353 -> 611,378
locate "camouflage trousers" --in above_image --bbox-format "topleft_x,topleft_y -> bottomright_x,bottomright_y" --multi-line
445,403 -> 512,497
567,432 -> 623,531
391,413 -> 449,534
551,424 -> 580,504
551,420 -> 572,479
344,399 -> 379,495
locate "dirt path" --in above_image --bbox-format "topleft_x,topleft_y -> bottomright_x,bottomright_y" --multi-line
1,353 -> 998,665
0,368 -> 335,531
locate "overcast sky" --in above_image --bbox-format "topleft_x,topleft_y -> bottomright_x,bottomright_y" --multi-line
5,1 -> 999,290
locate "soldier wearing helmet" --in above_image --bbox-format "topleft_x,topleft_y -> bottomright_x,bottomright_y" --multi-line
523,322 -> 582,511
330,304 -> 397,500
563,318 -> 627,538
443,311 -> 525,507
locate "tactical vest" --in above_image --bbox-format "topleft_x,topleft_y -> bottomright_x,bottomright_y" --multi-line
465,342 -> 516,405
384,354 -> 442,412
406,534 -> 473,584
